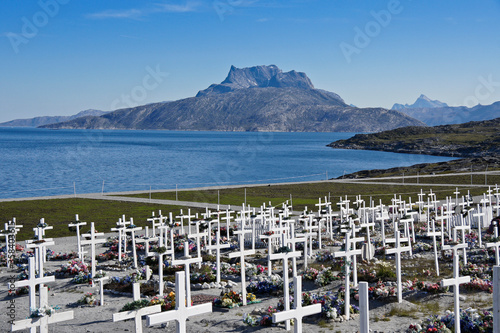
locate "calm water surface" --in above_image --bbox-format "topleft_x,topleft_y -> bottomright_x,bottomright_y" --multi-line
0,128 -> 454,199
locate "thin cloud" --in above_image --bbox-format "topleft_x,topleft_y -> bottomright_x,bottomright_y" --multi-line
86,1 -> 200,20
86,8 -> 144,20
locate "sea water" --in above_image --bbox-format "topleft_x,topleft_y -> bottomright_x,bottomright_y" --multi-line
0,127 -> 455,199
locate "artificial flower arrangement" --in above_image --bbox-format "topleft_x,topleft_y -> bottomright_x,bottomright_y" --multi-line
77,292 -> 99,306
407,308 -> 493,333
212,290 -> 260,309
30,305 -> 60,318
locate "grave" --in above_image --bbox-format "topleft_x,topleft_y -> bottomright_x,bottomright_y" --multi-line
272,275 -> 322,333
11,285 -> 74,333
147,271 -> 212,333
228,229 -> 255,306
81,222 -> 106,286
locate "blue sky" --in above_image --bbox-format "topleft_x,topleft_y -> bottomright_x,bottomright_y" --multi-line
1,0 -> 499,122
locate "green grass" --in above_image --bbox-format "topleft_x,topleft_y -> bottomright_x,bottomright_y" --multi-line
0,198 -> 204,241
122,180 -> 491,212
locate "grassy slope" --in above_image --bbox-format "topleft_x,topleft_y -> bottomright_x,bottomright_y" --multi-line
0,198 -> 204,241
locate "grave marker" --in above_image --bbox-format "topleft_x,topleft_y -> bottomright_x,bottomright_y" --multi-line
147,271 -> 212,333
386,229 -> 411,303
81,222 -> 106,286
228,229 -> 255,306
441,230 -> 470,333
272,276 -> 321,333
113,304 -> 161,333
11,285 -> 74,333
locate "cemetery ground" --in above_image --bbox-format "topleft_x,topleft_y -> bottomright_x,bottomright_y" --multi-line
1,231 -> 494,333
0,176 -> 498,333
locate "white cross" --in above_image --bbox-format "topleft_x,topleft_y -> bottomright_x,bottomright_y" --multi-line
146,211 -> 161,237
81,222 -> 106,286
94,276 -> 109,306
12,257 -> 55,319
188,221 -> 207,269
486,225 -> 500,266
111,217 -> 130,262
493,266 -> 500,333
147,271 -> 212,333
113,304 -> 161,333
259,228 -> 280,276
269,243 -> 302,331
172,241 -> 202,307
124,221 -> 142,269
441,232 -> 470,333
359,281 -> 370,333
473,205 -> 486,248
427,219 -> 441,276
386,229 -> 411,303
205,230 -> 230,284
334,230 -> 362,319
286,222 -> 306,276
272,275 -> 321,333
136,226 -> 158,256
11,285 -> 74,333
228,228 -> 255,306
25,237 -> 55,278
68,214 -> 87,261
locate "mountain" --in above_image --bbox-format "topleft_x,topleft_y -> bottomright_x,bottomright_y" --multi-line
396,102 -> 500,126
392,94 -> 448,110
327,117 -> 500,158
0,109 -> 108,127
41,65 -> 425,132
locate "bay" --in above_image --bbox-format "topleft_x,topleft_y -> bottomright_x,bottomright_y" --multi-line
0,127 -> 454,199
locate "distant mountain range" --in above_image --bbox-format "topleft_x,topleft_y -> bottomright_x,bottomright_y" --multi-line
391,94 -> 500,126
0,109 -> 108,127
39,65 -> 423,132
392,94 -> 448,110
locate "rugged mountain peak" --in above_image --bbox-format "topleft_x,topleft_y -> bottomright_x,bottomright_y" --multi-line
392,94 -> 448,110
196,65 -> 314,97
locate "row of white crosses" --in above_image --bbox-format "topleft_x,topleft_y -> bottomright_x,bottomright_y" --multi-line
0,218 -> 23,268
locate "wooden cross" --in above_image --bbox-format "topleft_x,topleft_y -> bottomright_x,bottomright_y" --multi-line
259,227 -> 280,276
359,281 -> 370,333
146,211 -> 162,237
221,208 -> 234,240
68,214 -> 87,261
493,266 -> 500,333
386,229 -> 411,303
334,230 -> 362,319
147,271 -> 212,333
272,275 -> 321,333
136,226 -> 158,256
486,220 -> 500,265
172,241 -> 202,307
13,257 -> 55,319
25,237 -> 55,278
286,221 -> 306,276
426,219 -> 441,276
81,222 -> 106,286
473,204 -> 485,248
269,243 -> 302,331
110,217 -> 130,262
113,304 -> 161,333
204,230 -> 230,284
123,221 -> 142,268
228,229 -> 255,306
94,276 -> 109,306
187,220 -> 207,269
441,231 -> 470,333
11,285 -> 74,333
